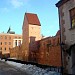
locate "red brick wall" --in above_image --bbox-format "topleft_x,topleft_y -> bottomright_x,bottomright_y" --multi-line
38,35 -> 61,67
10,31 -> 61,67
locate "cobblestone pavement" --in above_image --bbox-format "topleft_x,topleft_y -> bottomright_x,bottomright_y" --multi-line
0,61 -> 30,75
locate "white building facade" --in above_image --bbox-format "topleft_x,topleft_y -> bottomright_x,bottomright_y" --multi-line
56,0 -> 75,74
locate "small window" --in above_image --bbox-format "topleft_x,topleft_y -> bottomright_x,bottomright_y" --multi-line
5,42 -> 7,45
18,40 -> 21,46
5,36 -> 7,39
9,48 -> 10,50
0,42 -> 2,45
15,40 -> 17,46
0,36 -> 3,39
15,37 -> 17,39
19,37 -> 21,39
5,47 -> 6,50
0,47 -> 2,50
70,8 -> 75,28
9,37 -> 11,39
9,42 -> 11,45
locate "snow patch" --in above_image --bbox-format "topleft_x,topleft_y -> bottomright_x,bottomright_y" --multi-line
0,60 -> 61,75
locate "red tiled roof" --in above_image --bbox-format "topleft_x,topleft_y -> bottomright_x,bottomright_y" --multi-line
25,13 -> 41,26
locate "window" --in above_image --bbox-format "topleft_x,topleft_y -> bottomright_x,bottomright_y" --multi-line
15,40 -> 17,46
0,47 -> 2,50
9,37 -> 11,39
9,42 -> 11,45
5,47 -> 6,50
15,37 -> 17,39
18,40 -> 21,46
19,37 -> 21,39
5,36 -> 7,39
9,48 -> 10,50
0,42 -> 2,45
5,42 -> 7,45
70,8 -> 75,28
0,36 -> 3,39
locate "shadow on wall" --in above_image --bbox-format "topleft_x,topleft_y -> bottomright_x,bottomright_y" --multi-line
29,36 -> 39,62
29,36 -> 36,50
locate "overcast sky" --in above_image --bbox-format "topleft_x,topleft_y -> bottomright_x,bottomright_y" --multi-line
0,0 -> 59,36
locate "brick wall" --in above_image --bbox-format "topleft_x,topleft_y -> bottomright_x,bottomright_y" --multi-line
10,31 -> 61,67
38,35 -> 61,67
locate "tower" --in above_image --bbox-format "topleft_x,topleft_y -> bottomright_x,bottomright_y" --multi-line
22,13 -> 41,61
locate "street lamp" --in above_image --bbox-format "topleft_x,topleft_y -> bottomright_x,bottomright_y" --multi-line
60,42 -> 66,75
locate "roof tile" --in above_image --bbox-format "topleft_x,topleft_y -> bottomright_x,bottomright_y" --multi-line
25,13 -> 41,26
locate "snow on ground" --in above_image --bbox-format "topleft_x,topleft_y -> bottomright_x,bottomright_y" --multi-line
0,59 -> 61,75
8,58 -> 17,59
6,61 -> 24,68
0,59 -> 5,62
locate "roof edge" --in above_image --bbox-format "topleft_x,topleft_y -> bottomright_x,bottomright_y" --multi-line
29,23 -> 41,26
56,0 -> 70,7
25,12 -> 41,26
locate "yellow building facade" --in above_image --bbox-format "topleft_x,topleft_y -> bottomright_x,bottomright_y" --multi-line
0,28 -> 22,58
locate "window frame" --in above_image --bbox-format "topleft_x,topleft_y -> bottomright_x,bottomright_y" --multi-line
69,7 -> 75,29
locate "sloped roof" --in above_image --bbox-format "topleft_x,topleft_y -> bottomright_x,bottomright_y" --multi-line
25,13 -> 41,26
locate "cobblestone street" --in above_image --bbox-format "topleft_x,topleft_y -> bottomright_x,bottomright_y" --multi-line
0,61 -> 30,75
